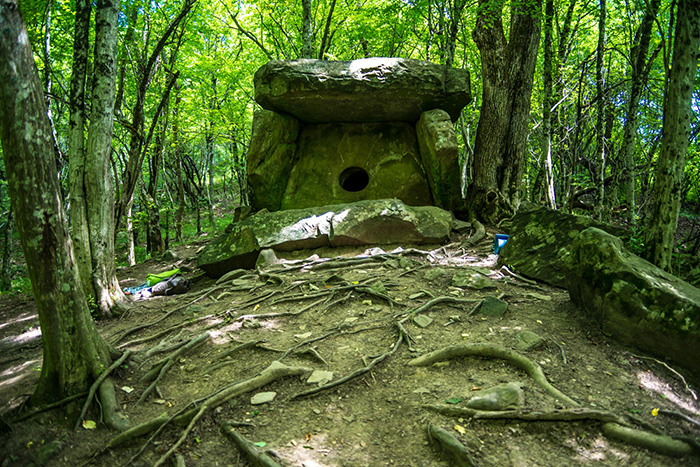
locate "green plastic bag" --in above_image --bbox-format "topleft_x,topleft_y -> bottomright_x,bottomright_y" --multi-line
146,268 -> 180,287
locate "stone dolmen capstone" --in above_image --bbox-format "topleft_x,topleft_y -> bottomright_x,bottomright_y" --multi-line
247,58 -> 471,213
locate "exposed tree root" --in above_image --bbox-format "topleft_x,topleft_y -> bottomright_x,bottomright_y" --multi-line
461,218 -> 485,247
11,391 -> 89,423
138,332 -> 210,404
98,378 -> 131,432
75,349 -> 131,431
408,343 -> 579,407
118,313 -> 217,349
396,296 -> 482,324
221,422 -> 283,467
152,361 -> 311,467
237,297 -> 326,321
290,323 -> 407,400
601,422 -> 695,457
105,412 -> 171,449
427,424 -> 478,467
658,409 -> 700,428
415,344 -> 698,458
423,405 -> 631,426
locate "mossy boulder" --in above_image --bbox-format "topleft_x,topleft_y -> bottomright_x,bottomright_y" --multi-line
497,205 -> 627,287
566,227 -> 700,375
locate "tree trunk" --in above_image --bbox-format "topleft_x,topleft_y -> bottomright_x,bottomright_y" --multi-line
301,0 -> 313,58
83,0 -> 127,317
620,0 -> 660,224
67,0 -> 95,298
173,87 -> 185,242
594,0 -> 607,221
0,2 -> 127,428
467,0 -> 542,223
540,0 -> 556,209
644,0 -> 700,270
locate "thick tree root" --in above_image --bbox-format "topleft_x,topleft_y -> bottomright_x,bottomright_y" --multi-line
221,422 -> 283,467
423,405 -> 630,426
105,412 -> 170,449
601,423 -> 695,457
138,332 -> 210,404
408,343 -> 579,407
11,391 -> 88,423
152,361 -> 311,467
396,296 -> 482,324
98,378 -> 131,432
75,349 -> 131,431
290,323 -> 407,400
461,219 -> 486,247
427,424 -> 478,467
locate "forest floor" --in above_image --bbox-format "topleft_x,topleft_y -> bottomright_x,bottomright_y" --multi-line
0,231 -> 699,467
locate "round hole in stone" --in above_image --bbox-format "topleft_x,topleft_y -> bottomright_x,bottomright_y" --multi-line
339,167 -> 370,192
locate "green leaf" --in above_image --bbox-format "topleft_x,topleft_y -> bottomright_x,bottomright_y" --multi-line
253,441 -> 267,448
445,397 -> 462,404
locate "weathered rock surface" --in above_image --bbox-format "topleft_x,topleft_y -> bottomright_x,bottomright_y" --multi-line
280,122 -> 433,210
465,382 -> 524,410
247,110 -> 301,211
416,109 -> 463,212
197,227 -> 260,278
497,205 -> 627,287
255,58 -> 471,123
566,227 -> 700,375
197,199 -> 453,278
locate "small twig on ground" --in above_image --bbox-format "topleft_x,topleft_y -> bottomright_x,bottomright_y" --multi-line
548,338 -> 568,364
630,353 -> 698,401
658,409 -> 700,429
74,349 -> 132,431
221,422 -> 282,467
427,424 -> 478,467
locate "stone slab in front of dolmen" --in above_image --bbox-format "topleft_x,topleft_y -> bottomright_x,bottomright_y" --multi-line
197,199 -> 453,278
497,205 -> 627,287
566,228 -> 700,376
254,58 -> 471,123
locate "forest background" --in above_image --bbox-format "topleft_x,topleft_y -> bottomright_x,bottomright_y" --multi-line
0,0 -> 699,293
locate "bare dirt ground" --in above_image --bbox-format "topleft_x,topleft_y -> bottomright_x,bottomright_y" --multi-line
1,233 -> 699,466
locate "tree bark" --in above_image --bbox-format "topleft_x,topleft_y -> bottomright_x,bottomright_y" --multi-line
0,0 -> 114,405
0,208 -> 12,291
644,0 -> 700,270
467,0 -> 542,223
68,0 -> 93,297
301,0 -> 313,58
83,0 -> 127,317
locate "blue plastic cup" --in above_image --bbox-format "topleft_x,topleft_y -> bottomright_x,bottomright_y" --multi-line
494,234 -> 509,254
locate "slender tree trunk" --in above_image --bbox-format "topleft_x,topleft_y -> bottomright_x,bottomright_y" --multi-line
594,0 -> 607,221
83,0 -> 127,317
173,87 -> 185,242
468,0 -> 542,222
301,0 -> 313,58
621,0 -> 660,224
0,2 -> 127,429
68,0 -> 94,297
114,0 -> 140,115
540,0 -> 556,209
644,0 -> 700,270
126,195 -> 136,266
318,0 -> 336,59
